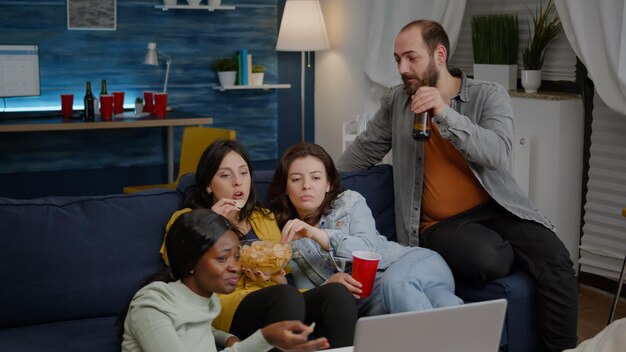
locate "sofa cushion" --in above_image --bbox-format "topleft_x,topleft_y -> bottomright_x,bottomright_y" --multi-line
177,172 -> 195,202
455,270 -> 540,352
0,190 -> 182,328
339,164 -> 396,241
0,317 -> 121,352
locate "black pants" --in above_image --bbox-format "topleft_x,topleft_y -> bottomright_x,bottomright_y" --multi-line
229,283 -> 357,348
420,201 -> 578,352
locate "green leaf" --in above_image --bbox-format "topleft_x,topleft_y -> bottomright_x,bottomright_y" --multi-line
472,14 -> 518,65
522,0 -> 562,70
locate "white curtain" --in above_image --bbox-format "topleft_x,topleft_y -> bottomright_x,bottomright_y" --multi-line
554,0 -> 626,115
364,0 -> 467,88
554,0 -> 626,281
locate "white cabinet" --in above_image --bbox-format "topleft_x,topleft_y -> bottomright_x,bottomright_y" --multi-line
511,94 -> 584,269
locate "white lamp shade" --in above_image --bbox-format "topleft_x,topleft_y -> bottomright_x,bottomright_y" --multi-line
276,0 -> 330,51
143,42 -> 158,66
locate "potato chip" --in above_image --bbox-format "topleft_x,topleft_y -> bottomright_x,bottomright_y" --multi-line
240,240 -> 293,275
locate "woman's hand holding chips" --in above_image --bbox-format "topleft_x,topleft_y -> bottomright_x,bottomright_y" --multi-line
210,198 -> 240,222
281,219 -> 330,251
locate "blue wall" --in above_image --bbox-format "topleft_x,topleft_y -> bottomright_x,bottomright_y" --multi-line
0,0 -> 313,198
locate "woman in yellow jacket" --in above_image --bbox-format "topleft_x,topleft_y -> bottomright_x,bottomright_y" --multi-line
161,140 -> 356,348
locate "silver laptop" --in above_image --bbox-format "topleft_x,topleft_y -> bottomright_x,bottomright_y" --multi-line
326,299 -> 507,352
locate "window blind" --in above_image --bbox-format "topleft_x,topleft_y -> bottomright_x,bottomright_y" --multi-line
579,93 -> 626,280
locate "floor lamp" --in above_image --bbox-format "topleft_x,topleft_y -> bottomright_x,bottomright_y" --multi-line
276,0 -> 330,142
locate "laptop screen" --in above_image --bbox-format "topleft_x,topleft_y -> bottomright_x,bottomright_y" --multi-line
351,299 -> 507,352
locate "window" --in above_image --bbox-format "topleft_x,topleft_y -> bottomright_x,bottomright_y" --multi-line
449,0 -> 577,83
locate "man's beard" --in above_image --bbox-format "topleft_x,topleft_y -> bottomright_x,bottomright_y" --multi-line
401,60 -> 439,95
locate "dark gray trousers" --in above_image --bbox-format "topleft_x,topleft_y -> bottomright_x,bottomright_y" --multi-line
421,201 -> 578,352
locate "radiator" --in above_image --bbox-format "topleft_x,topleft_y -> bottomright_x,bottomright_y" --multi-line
510,134 -> 532,197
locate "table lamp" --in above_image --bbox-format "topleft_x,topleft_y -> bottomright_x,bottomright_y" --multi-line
276,0 -> 330,142
143,42 -> 172,93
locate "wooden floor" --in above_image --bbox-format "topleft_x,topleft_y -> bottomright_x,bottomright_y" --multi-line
577,284 -> 626,343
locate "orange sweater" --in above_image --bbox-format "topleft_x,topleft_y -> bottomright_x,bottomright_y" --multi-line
420,124 -> 490,231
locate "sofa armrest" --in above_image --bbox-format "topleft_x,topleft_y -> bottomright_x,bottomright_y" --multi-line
455,271 -> 540,352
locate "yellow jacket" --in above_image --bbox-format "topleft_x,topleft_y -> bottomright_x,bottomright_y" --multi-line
160,208 -> 282,332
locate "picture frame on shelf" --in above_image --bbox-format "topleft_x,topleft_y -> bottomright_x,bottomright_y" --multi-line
67,0 -> 117,31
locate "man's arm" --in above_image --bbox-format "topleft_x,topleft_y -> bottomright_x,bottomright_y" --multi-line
434,83 -> 514,170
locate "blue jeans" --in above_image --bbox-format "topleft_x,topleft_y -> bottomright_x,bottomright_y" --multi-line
357,247 -> 463,316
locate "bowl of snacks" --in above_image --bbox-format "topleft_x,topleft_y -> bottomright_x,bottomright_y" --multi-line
240,239 -> 293,275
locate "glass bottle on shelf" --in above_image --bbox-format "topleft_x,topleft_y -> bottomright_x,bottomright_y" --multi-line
100,80 -> 108,96
84,81 -> 95,121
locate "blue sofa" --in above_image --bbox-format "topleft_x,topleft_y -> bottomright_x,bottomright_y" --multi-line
0,164 -> 539,352
0,189 -> 183,352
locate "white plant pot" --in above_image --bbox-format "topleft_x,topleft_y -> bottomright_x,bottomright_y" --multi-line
521,70 -> 542,93
251,72 -> 264,86
473,64 -> 517,90
217,71 -> 237,87
208,0 -> 222,6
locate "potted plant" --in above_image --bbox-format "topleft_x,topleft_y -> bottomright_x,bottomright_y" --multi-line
134,97 -> 143,115
472,14 -> 519,90
212,56 -> 238,87
251,64 -> 265,86
521,0 -> 562,93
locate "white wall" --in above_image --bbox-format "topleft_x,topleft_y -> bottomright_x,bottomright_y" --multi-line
316,0 -> 377,161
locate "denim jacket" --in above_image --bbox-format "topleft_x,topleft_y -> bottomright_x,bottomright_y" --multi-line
337,70 -> 554,246
290,190 -> 410,288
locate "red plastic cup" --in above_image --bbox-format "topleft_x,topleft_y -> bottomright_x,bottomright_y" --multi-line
154,93 -> 168,118
60,94 -> 74,119
143,91 -> 154,113
352,251 -> 381,298
100,95 -> 114,121
112,91 -> 125,114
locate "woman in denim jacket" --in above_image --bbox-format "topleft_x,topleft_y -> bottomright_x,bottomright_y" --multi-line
268,143 -> 463,316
